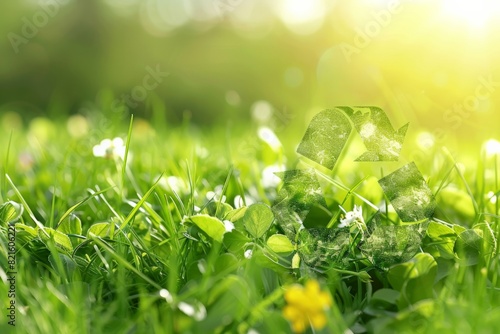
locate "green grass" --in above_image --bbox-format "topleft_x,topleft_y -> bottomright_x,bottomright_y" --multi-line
0,114 -> 499,334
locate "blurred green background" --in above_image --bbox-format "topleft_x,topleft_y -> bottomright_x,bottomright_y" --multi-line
1,0 -> 499,158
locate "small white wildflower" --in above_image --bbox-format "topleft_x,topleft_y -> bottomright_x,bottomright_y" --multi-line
92,137 -> 126,159
234,194 -> 256,208
159,289 -> 173,303
197,259 -> 207,274
244,249 -> 253,259
339,205 -> 364,228
234,195 -> 245,209
487,191 -> 498,204
177,301 -> 207,321
206,185 -> 226,203
261,164 -> 286,189
223,220 -> 235,233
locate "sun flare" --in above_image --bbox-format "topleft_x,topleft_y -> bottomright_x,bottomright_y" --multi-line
440,0 -> 500,29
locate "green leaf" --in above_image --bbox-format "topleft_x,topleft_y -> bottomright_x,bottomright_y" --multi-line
387,253 -> 437,308
242,203 -> 274,239
378,162 -> 436,222
372,288 -> 400,305
38,227 -> 74,252
87,222 -> 112,238
455,229 -> 483,265
57,214 -> 82,236
302,203 -> 333,228
267,234 -> 294,254
205,201 -> 233,219
453,225 -> 467,234
15,224 -> 38,244
224,206 -> 247,222
364,288 -> 400,317
426,221 -> 456,239
423,222 -> 457,259
0,201 -> 23,224
213,253 -> 239,275
253,249 -> 289,273
184,214 -> 226,243
296,109 -> 352,169
223,229 -> 251,253
15,224 -> 38,237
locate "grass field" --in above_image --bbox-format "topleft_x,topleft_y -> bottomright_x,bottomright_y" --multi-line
0,109 -> 499,334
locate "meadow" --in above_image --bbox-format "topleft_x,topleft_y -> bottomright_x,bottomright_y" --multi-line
0,106 -> 499,333
2,1 -> 500,333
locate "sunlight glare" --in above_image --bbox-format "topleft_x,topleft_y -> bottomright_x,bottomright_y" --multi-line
484,139 -> 500,156
440,0 -> 500,29
276,0 -> 326,35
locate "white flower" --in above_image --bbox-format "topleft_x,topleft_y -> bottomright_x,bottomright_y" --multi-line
244,249 -> 253,259
177,301 -> 206,321
159,289 -> 173,303
92,137 -> 126,159
234,195 -> 245,208
339,205 -> 364,228
486,191 -> 497,204
223,220 -> 235,233
234,194 -> 256,208
206,185 -> 226,203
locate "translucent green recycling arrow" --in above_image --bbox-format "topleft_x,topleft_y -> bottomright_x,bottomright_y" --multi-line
272,169 -> 327,239
297,107 -> 408,169
378,162 -> 436,222
338,106 -> 409,162
296,109 -> 352,170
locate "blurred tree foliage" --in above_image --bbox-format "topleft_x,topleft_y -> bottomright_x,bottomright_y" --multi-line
0,0 -> 499,148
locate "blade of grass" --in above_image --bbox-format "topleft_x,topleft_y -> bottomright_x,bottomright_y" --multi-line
315,169 -> 379,211
121,114 -> 134,195
91,236 -> 162,290
215,166 -> 233,217
55,187 -> 112,229
442,147 -> 479,217
5,174 -> 48,236
327,175 -> 371,228
118,173 -> 163,232
1,131 -> 14,202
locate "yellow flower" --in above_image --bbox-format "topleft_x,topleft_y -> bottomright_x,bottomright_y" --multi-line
283,280 -> 332,333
